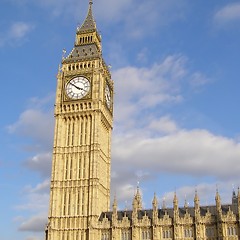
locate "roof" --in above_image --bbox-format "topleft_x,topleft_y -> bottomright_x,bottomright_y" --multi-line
99,204 -> 239,222
62,44 -> 101,63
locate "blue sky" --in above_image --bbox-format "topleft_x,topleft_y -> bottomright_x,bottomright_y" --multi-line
1,0 -> 240,239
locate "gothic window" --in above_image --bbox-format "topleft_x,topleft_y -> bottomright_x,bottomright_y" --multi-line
101,232 -> 110,240
142,229 -> 151,240
121,230 -> 131,240
71,122 -> 75,145
184,228 -> 193,238
76,191 -> 80,215
78,155 -> 81,179
227,226 -> 237,236
84,118 -> 88,144
69,157 -> 73,179
82,189 -> 85,215
64,157 -> 68,179
80,118 -> 84,144
205,226 -> 215,238
67,192 -> 71,215
67,120 -> 71,146
63,192 -> 67,215
83,154 -> 86,178
163,229 -> 172,239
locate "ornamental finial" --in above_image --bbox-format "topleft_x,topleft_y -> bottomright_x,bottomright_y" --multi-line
89,0 -> 93,5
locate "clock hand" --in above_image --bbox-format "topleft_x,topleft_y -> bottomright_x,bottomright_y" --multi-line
70,82 -> 84,91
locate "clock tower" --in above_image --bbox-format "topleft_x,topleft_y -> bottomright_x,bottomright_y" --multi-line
46,1 -> 113,239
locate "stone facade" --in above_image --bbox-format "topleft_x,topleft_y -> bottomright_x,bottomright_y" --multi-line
46,1 -> 240,240
97,189 -> 240,240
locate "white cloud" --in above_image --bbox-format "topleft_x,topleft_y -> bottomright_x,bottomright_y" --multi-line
8,107 -> 54,151
113,55 -> 209,131
96,0 -> 188,39
0,22 -> 34,47
19,214 -> 47,232
190,72 -> 211,88
16,180 -> 49,233
16,190 -> 49,212
214,3 -> 240,24
148,116 -> 178,134
10,0 -> 187,40
94,0 -> 133,23
9,22 -> 33,39
24,179 -> 50,194
162,181 -> 239,208
113,55 -> 188,126
122,0 -> 187,39
24,152 -> 52,178
112,128 -> 240,179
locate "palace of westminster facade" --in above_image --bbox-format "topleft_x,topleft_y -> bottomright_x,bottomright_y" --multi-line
45,1 -> 240,240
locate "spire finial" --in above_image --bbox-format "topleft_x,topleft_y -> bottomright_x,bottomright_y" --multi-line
184,195 -> 188,209
162,197 -> 166,210
77,0 -> 96,33
152,192 -> 158,208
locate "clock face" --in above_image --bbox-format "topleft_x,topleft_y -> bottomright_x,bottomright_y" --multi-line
66,76 -> 90,100
105,85 -> 111,108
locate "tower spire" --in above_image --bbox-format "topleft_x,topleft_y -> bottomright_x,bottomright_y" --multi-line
78,0 -> 96,32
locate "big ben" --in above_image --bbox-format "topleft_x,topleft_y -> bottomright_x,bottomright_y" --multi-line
46,1 -> 113,239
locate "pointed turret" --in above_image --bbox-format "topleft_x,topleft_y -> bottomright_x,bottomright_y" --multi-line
215,188 -> 222,218
152,193 -> 158,210
238,187 -> 240,206
77,0 -> 96,33
194,190 -> 200,208
215,188 -> 223,238
112,195 -> 118,226
173,192 -> 178,209
184,196 -> 188,209
162,197 -> 167,210
237,187 -> 240,219
112,195 -> 118,214
152,193 -> 158,224
173,192 -> 179,221
133,186 -> 142,211
194,190 -> 200,218
232,188 -> 237,205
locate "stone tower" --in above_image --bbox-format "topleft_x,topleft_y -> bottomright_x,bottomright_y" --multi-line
46,1 -> 113,239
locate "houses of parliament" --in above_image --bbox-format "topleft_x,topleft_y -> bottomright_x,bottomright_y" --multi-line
45,1 -> 240,239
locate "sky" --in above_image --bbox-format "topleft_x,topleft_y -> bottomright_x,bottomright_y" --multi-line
0,0 -> 240,239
